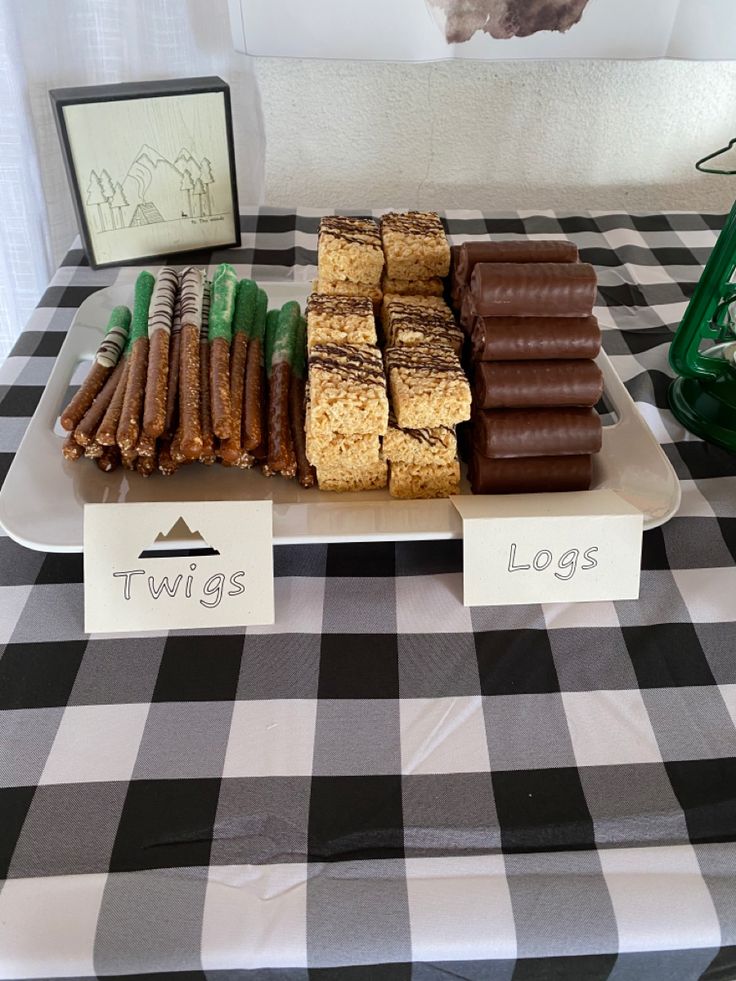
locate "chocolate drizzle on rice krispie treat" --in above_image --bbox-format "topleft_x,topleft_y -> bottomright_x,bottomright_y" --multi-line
306,293 -> 376,348
381,292 -> 451,329
380,212 -> 451,281
318,216 -> 385,285
385,345 -> 471,430
307,343 -> 389,437
384,301 -> 463,356
382,416 -> 457,467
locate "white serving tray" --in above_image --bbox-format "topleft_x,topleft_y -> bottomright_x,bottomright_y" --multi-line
0,280 -> 680,552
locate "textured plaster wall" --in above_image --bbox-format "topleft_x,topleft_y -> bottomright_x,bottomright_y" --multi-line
255,57 -> 736,212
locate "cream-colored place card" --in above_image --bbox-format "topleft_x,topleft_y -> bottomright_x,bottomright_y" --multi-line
84,501 -> 274,633
451,490 -> 643,606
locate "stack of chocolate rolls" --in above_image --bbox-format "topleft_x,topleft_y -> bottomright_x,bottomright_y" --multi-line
451,241 -> 604,494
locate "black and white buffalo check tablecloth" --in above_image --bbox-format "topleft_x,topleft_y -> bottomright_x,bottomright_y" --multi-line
2,209 -> 736,981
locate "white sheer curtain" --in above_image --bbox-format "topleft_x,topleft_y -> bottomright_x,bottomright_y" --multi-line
0,0 -> 265,359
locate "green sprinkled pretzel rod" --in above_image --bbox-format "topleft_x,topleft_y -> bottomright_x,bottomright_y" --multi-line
117,271 -> 155,451
266,300 -> 300,478
208,262 -> 238,440
220,278 -> 257,467
243,287 -> 268,457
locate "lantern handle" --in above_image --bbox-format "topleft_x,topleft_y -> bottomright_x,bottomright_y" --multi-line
696,138 -> 736,175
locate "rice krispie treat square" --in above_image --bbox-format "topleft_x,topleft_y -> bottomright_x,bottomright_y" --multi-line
317,458 -> 388,493
385,301 -> 463,356
385,345 -> 471,429
389,460 -> 461,499
308,343 -> 389,436
306,293 -> 376,348
382,416 -> 457,466
306,422 -> 381,469
381,274 -> 444,298
380,212 -> 451,280
381,293 -> 451,329
312,278 -> 382,314
318,216 -> 384,285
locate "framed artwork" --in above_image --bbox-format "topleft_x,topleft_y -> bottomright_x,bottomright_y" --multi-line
50,76 -> 241,268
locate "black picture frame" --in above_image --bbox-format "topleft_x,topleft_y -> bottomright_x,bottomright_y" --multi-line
50,76 -> 241,269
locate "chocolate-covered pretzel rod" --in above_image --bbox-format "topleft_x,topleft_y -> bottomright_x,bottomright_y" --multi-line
454,240 -> 579,294
96,355 -> 130,446
136,431 -> 157,458
84,441 -> 103,459
266,301 -> 299,478
243,288 -> 268,454
470,262 -> 597,318
208,263 -> 238,439
474,360 -> 604,409
473,407 -> 602,459
143,267 -> 177,437
164,288 -> 182,437
136,451 -> 157,477
62,432 -> 83,461
178,267 -> 204,461
220,278 -> 256,465
290,315 -> 315,488
117,271 -> 155,450
199,281 -> 216,465
60,305 -> 130,430
120,447 -> 138,470
170,428 -> 185,465
157,436 -> 178,477
471,315 -> 601,362
72,359 -> 125,446
469,452 -> 593,494
260,308 -> 281,476
96,444 -> 120,473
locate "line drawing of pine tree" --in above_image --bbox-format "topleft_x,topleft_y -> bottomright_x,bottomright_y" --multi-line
99,169 -> 115,230
86,171 -> 107,233
180,168 -> 194,216
193,176 -> 206,217
200,157 -> 214,215
110,182 -> 129,229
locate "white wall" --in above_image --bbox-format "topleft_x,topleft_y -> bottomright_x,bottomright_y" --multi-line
255,57 -> 736,212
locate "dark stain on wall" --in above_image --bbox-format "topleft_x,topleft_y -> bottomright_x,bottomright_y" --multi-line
430,0 -> 592,43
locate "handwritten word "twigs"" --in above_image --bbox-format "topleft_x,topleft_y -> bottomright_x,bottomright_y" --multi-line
113,563 -> 245,608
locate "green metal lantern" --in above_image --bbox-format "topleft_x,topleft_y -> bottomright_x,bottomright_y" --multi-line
668,143 -> 736,451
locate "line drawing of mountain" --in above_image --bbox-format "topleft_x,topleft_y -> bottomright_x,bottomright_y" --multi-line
85,141 -> 220,233
122,145 -> 217,228
138,516 -> 220,558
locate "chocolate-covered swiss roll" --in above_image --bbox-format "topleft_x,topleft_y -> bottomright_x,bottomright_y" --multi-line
473,407 -> 602,459
471,315 -> 601,362
456,239 -> 579,292
469,452 -> 593,494
474,360 -> 603,409
471,262 -> 597,318
460,290 -> 477,334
